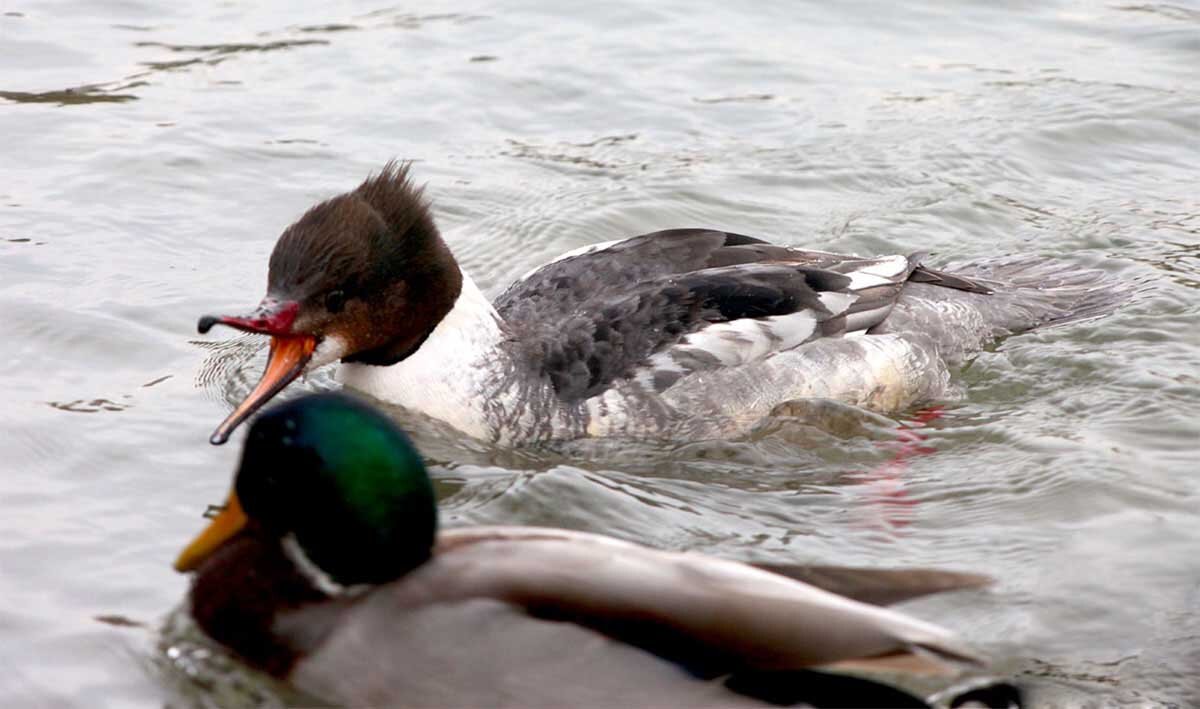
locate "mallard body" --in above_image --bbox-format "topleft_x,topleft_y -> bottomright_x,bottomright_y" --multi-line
174,393 -> 1014,708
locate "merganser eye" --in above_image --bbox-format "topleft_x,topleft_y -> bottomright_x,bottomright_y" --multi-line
325,290 -> 346,313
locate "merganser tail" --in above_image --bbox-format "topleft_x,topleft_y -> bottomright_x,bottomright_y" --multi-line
871,255 -> 1131,366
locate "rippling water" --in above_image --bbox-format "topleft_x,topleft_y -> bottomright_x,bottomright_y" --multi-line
2,1 -> 1198,706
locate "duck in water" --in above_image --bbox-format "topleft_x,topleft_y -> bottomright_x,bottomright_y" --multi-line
199,162 -> 1125,445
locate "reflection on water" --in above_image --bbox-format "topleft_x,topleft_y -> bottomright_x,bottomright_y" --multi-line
0,85 -> 139,105
47,398 -> 132,413
1,0 -> 1199,706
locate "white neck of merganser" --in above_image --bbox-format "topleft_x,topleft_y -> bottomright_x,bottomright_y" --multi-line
336,271 -> 507,440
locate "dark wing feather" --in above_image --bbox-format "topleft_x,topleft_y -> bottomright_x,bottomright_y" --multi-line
495,229 -> 996,402
494,229 -> 779,321
497,230 -> 866,401
515,263 -> 853,401
909,264 -> 995,295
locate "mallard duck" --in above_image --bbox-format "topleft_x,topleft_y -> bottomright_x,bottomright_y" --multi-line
198,162 -> 1125,446
175,392 -> 1015,708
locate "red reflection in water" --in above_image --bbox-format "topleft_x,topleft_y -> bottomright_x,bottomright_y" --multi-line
851,406 -> 944,532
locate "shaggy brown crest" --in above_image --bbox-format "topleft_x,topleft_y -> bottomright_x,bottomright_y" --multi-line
268,161 -> 444,302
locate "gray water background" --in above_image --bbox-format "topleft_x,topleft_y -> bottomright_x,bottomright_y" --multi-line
1,0 -> 1198,705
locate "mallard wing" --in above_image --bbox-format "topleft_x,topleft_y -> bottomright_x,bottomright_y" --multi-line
283,526 -> 985,707
419,526 -> 982,670
747,562 -> 991,606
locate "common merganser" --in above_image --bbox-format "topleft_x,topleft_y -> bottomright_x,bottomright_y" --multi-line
174,392 -> 1012,707
199,162 -> 1125,445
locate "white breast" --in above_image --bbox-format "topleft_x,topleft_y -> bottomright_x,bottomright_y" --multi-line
337,273 -> 505,440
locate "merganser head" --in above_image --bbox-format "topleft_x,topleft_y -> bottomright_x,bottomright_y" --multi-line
199,162 -> 462,445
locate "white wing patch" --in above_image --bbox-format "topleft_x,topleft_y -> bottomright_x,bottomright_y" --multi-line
630,288 -> 866,392
844,255 -> 910,290
685,311 -> 819,365
634,310 -> 827,391
818,291 -> 858,316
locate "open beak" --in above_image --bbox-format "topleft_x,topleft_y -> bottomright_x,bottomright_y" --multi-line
175,492 -> 248,572
198,299 -> 318,445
